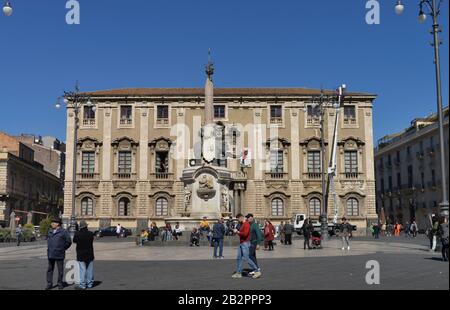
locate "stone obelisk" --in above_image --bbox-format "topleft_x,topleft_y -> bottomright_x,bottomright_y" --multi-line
202,54 -> 216,163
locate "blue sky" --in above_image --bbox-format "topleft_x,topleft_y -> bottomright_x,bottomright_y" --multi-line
0,0 -> 448,143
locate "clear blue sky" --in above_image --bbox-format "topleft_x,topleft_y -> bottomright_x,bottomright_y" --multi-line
0,0 -> 448,143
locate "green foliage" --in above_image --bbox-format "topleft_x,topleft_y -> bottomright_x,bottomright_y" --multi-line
0,228 -> 11,242
39,218 -> 52,237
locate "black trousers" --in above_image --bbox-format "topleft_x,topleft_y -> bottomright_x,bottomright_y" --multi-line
267,240 -> 274,251
285,234 -> 292,245
249,244 -> 259,269
304,236 -> 311,249
47,259 -> 64,288
442,241 -> 449,261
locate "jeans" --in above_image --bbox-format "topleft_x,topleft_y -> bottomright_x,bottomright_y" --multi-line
249,244 -> 259,271
78,261 -> 94,289
47,259 -> 64,288
236,242 -> 258,274
342,236 -> 350,248
213,238 -> 224,257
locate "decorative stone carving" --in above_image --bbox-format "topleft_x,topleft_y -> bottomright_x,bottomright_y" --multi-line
197,174 -> 216,201
221,187 -> 229,212
184,186 -> 192,212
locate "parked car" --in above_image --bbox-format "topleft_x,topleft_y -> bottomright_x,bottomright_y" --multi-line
94,226 -> 132,238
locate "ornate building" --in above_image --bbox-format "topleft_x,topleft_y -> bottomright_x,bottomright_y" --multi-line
375,107 -> 449,230
63,70 -> 377,234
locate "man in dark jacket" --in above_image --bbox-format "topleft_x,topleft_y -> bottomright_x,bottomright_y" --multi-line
283,221 -> 294,245
73,220 -> 95,290
439,217 -> 449,262
212,218 -> 226,258
302,219 -> 312,250
247,214 -> 263,278
46,218 -> 71,290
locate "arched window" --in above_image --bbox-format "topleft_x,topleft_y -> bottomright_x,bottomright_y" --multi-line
271,198 -> 284,216
81,197 -> 93,216
118,197 -> 131,216
156,197 -> 169,216
309,198 -> 321,216
347,198 -> 359,216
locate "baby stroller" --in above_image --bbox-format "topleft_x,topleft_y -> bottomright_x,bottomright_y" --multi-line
311,231 -> 322,249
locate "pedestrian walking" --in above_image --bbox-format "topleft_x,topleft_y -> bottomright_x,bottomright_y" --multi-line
394,222 -> 402,237
15,224 -> 22,246
438,217 -> 449,262
373,223 -> 380,239
264,220 -> 275,251
431,216 -> 439,251
231,214 -> 260,279
212,218 -> 225,258
247,214 -> 264,278
381,222 -> 387,236
115,223 -> 122,238
340,217 -> 352,251
149,222 -> 158,241
73,220 -> 95,290
46,218 -> 72,290
410,220 -> 418,238
302,219 -> 313,249
278,221 -> 285,244
283,221 -> 294,245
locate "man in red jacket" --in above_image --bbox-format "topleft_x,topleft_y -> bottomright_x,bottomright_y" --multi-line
231,214 -> 260,279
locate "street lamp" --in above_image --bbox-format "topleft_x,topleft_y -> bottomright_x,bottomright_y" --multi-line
395,1 -> 405,15
395,0 -> 449,218
2,1 -> 12,16
56,83 -> 95,236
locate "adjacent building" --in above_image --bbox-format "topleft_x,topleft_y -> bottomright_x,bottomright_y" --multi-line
375,107 -> 449,230
63,76 -> 378,234
0,132 -> 64,227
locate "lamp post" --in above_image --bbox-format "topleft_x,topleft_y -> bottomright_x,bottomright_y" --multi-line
395,0 -> 449,218
2,1 -> 13,16
56,83 -> 95,236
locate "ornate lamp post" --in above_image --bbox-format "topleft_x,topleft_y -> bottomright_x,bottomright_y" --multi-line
2,1 -> 13,16
395,0 -> 449,218
56,83 -> 96,235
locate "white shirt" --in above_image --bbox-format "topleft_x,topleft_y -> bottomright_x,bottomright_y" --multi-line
116,225 -> 122,233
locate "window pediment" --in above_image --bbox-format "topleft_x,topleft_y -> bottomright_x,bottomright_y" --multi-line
112,137 -> 139,149
77,137 -> 102,149
338,137 -> 365,149
300,136 -> 328,148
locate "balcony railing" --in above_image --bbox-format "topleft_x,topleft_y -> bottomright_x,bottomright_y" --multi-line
427,147 -> 436,156
343,172 -> 360,179
266,172 -> 288,180
416,152 -> 425,160
151,172 -> 173,180
82,119 -> 96,126
120,118 -> 133,125
156,118 -> 169,126
307,117 -> 320,125
306,172 -> 322,179
114,172 -> 133,179
270,117 -> 283,125
78,172 -> 99,180
343,118 -> 357,125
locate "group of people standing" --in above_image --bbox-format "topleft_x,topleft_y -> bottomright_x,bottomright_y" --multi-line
45,218 -> 95,290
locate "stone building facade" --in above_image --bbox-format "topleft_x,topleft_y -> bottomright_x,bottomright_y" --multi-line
64,84 -> 378,234
375,107 -> 449,230
0,132 -> 64,226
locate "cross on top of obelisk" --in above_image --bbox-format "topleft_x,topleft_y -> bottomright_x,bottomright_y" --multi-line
205,49 -> 214,80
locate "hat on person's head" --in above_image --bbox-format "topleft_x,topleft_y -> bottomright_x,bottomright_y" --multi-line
245,213 -> 254,219
51,217 -> 62,225
79,220 -> 88,229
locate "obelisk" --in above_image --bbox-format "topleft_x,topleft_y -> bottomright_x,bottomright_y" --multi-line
202,53 -> 216,163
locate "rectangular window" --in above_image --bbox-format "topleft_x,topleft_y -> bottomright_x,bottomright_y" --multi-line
270,150 -> 284,173
81,152 -> 95,173
397,173 -> 402,189
408,165 -> 413,188
83,106 -> 95,119
344,106 -> 356,124
214,105 -> 226,119
380,178 -> 385,193
157,106 -> 169,119
270,106 -> 283,124
407,146 -> 411,156
431,169 -> 436,186
118,151 -> 132,173
421,172 -> 425,189
308,151 -> 321,173
388,176 -> 393,191
344,151 -> 358,174
120,106 -> 132,125
396,150 -> 401,163
155,152 -> 169,173
307,105 -> 320,125
388,154 -> 392,166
